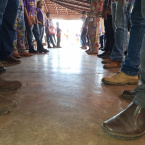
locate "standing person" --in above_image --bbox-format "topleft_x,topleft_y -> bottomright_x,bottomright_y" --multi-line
98,0 -> 114,59
12,0 -> 33,59
101,0 -> 131,69
87,0 -> 104,55
81,11 -> 88,50
0,0 -> 21,64
23,0 -> 48,53
102,0 -> 144,85
102,0 -> 145,139
0,0 -> 22,114
36,0 -> 45,42
56,22 -> 62,48
45,12 -> 51,48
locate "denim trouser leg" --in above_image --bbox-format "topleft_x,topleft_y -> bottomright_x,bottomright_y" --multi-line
26,25 -> 35,52
121,0 -> 145,76
0,0 -> 18,60
46,34 -> 51,47
81,28 -> 87,47
38,24 -> 44,42
49,34 -> 55,46
0,0 -> 8,29
110,1 -> 128,61
133,0 -> 145,108
32,24 -> 44,51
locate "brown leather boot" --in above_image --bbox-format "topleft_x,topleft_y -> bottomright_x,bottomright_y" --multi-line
121,90 -> 136,100
102,59 -> 111,64
102,102 -> 145,140
0,78 -> 22,91
19,51 -> 33,57
0,95 -> 17,114
103,60 -> 122,69
12,50 -> 21,59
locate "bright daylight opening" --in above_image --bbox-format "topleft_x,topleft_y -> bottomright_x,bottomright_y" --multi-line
50,19 -> 83,47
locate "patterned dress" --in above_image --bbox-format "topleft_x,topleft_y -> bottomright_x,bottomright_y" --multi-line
13,0 -> 25,53
88,0 -> 104,53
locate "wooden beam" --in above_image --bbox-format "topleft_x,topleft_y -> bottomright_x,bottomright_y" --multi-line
49,1 -> 83,13
50,0 -> 89,11
52,0 -> 90,9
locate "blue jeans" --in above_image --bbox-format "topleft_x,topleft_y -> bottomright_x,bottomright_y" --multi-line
121,0 -> 145,76
0,0 -> 18,60
133,0 -> 145,108
81,27 -> 87,47
38,24 -> 44,42
110,1 -> 129,61
32,24 -> 44,51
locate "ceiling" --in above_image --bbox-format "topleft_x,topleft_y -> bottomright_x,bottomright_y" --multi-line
43,0 -> 90,15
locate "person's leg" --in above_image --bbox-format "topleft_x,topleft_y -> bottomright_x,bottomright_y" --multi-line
0,0 -> 8,29
53,34 -> 56,43
107,14 -> 114,53
0,0 -> 19,60
110,0 -> 128,62
81,28 -> 87,48
38,24 -> 44,42
87,18 -> 100,54
12,12 -> 22,59
100,35 -> 104,48
17,10 -> 25,53
32,24 -> 49,53
26,24 -> 37,53
47,34 -> 51,48
17,10 -> 32,57
102,0 -> 145,140
121,0 -> 145,76
133,0 -> 145,107
49,34 -> 55,47
57,36 -> 61,47
102,0 -> 145,85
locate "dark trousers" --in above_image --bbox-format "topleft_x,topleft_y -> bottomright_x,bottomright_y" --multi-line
81,27 -> 87,47
57,36 -> 61,47
99,34 -> 105,48
25,24 -> 44,52
0,0 -> 19,60
104,14 -> 114,53
32,24 -> 44,51
52,34 -> 56,43
38,24 -> 44,42
47,34 -> 55,47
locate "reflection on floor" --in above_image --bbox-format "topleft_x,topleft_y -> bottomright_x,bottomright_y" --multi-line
0,47 -> 143,145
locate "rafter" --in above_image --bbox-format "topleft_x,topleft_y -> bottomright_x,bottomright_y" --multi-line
50,0 -> 89,11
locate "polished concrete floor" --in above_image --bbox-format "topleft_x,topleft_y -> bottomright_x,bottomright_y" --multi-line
0,46 -> 144,145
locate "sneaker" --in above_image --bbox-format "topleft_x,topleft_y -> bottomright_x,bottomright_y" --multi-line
102,71 -> 139,85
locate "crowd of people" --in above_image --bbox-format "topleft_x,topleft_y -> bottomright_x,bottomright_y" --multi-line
80,0 -> 145,140
0,0 -> 61,112
1,0 -> 145,141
